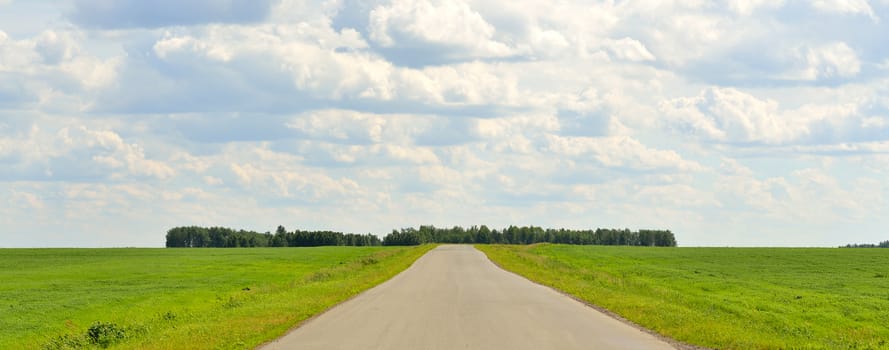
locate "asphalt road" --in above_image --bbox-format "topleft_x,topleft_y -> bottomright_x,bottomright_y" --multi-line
259,245 -> 675,350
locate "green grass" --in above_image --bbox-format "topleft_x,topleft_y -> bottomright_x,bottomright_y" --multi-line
477,244 -> 889,349
0,245 -> 435,349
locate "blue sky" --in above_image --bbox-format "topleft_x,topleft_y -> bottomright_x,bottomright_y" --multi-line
1,0 -> 888,247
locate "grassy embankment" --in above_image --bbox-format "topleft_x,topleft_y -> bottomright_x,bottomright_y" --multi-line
477,244 -> 889,349
0,245 -> 435,349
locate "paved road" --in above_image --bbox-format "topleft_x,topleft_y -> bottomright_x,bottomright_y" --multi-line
259,245 -> 675,350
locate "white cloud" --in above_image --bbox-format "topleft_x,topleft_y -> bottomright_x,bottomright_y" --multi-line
716,169 -> 791,214
526,28 -> 570,57
368,0 -> 513,58
660,87 -> 881,145
634,184 -> 720,208
0,29 -> 120,113
9,189 -> 45,209
811,0 -> 879,21
719,157 -> 753,176
416,62 -> 521,105
58,126 -> 176,180
3,0 -> 889,248
114,24 -> 533,112
287,110 -> 394,144
715,164 -> 885,226
727,0 -> 785,15
473,113 -> 558,153
545,135 -> 703,172
617,11 -> 730,67
203,175 -> 224,186
604,38 -> 656,62
128,25 -> 393,107
285,109 -> 478,151
0,30 -> 40,72
465,0 -> 622,60
35,30 -> 79,64
227,149 -> 363,201
475,113 -> 559,139
1,121 -> 174,181
661,87 -> 790,144
60,55 -> 122,91
385,144 -> 439,164
795,42 -> 862,80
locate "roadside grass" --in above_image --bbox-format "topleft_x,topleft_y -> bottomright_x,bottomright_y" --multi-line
476,244 -> 889,349
0,245 -> 435,349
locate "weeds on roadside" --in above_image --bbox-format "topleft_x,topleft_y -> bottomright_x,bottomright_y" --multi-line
44,321 -> 131,349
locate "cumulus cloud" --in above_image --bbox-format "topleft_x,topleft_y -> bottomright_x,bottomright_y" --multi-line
661,87 -> 887,145
227,151 -> 364,201
3,0 -> 889,247
69,0 -> 276,28
634,184 -> 720,208
715,163 -> 884,227
661,87 -> 793,144
728,0 -> 786,15
0,30 -> 40,72
61,127 -> 176,180
97,24 -> 390,112
96,24 -> 533,114
811,0 -> 879,21
544,135 -> 703,172
794,42 -> 862,80
473,113 -> 558,153
203,175 -> 224,186
342,0 -> 669,65
604,38 -> 656,62
0,29 -> 121,113
616,11 -> 730,67
1,121 -> 174,181
34,30 -> 79,64
368,0 -> 513,61
8,189 -> 45,210
286,109 -> 436,145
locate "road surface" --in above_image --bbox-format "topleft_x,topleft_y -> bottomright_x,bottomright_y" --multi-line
259,245 -> 675,350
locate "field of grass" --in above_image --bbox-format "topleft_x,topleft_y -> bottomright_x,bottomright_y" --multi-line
0,245 -> 435,349
477,244 -> 889,349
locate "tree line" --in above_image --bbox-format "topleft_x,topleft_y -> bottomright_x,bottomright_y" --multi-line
165,226 -> 381,248
841,240 -> 889,248
167,225 -> 677,248
381,225 -> 677,247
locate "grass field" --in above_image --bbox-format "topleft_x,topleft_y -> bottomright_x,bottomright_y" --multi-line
0,245 -> 435,349
477,244 -> 889,349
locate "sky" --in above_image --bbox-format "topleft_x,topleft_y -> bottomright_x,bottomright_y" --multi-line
1,0 -> 888,247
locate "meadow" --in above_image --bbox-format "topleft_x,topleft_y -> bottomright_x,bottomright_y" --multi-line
477,244 -> 889,349
0,245 -> 434,349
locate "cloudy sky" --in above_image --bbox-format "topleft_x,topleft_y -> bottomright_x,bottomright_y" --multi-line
1,0 -> 888,247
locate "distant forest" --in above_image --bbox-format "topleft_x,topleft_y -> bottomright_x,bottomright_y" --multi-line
164,226 -> 380,248
841,240 -> 889,248
165,225 -> 678,248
